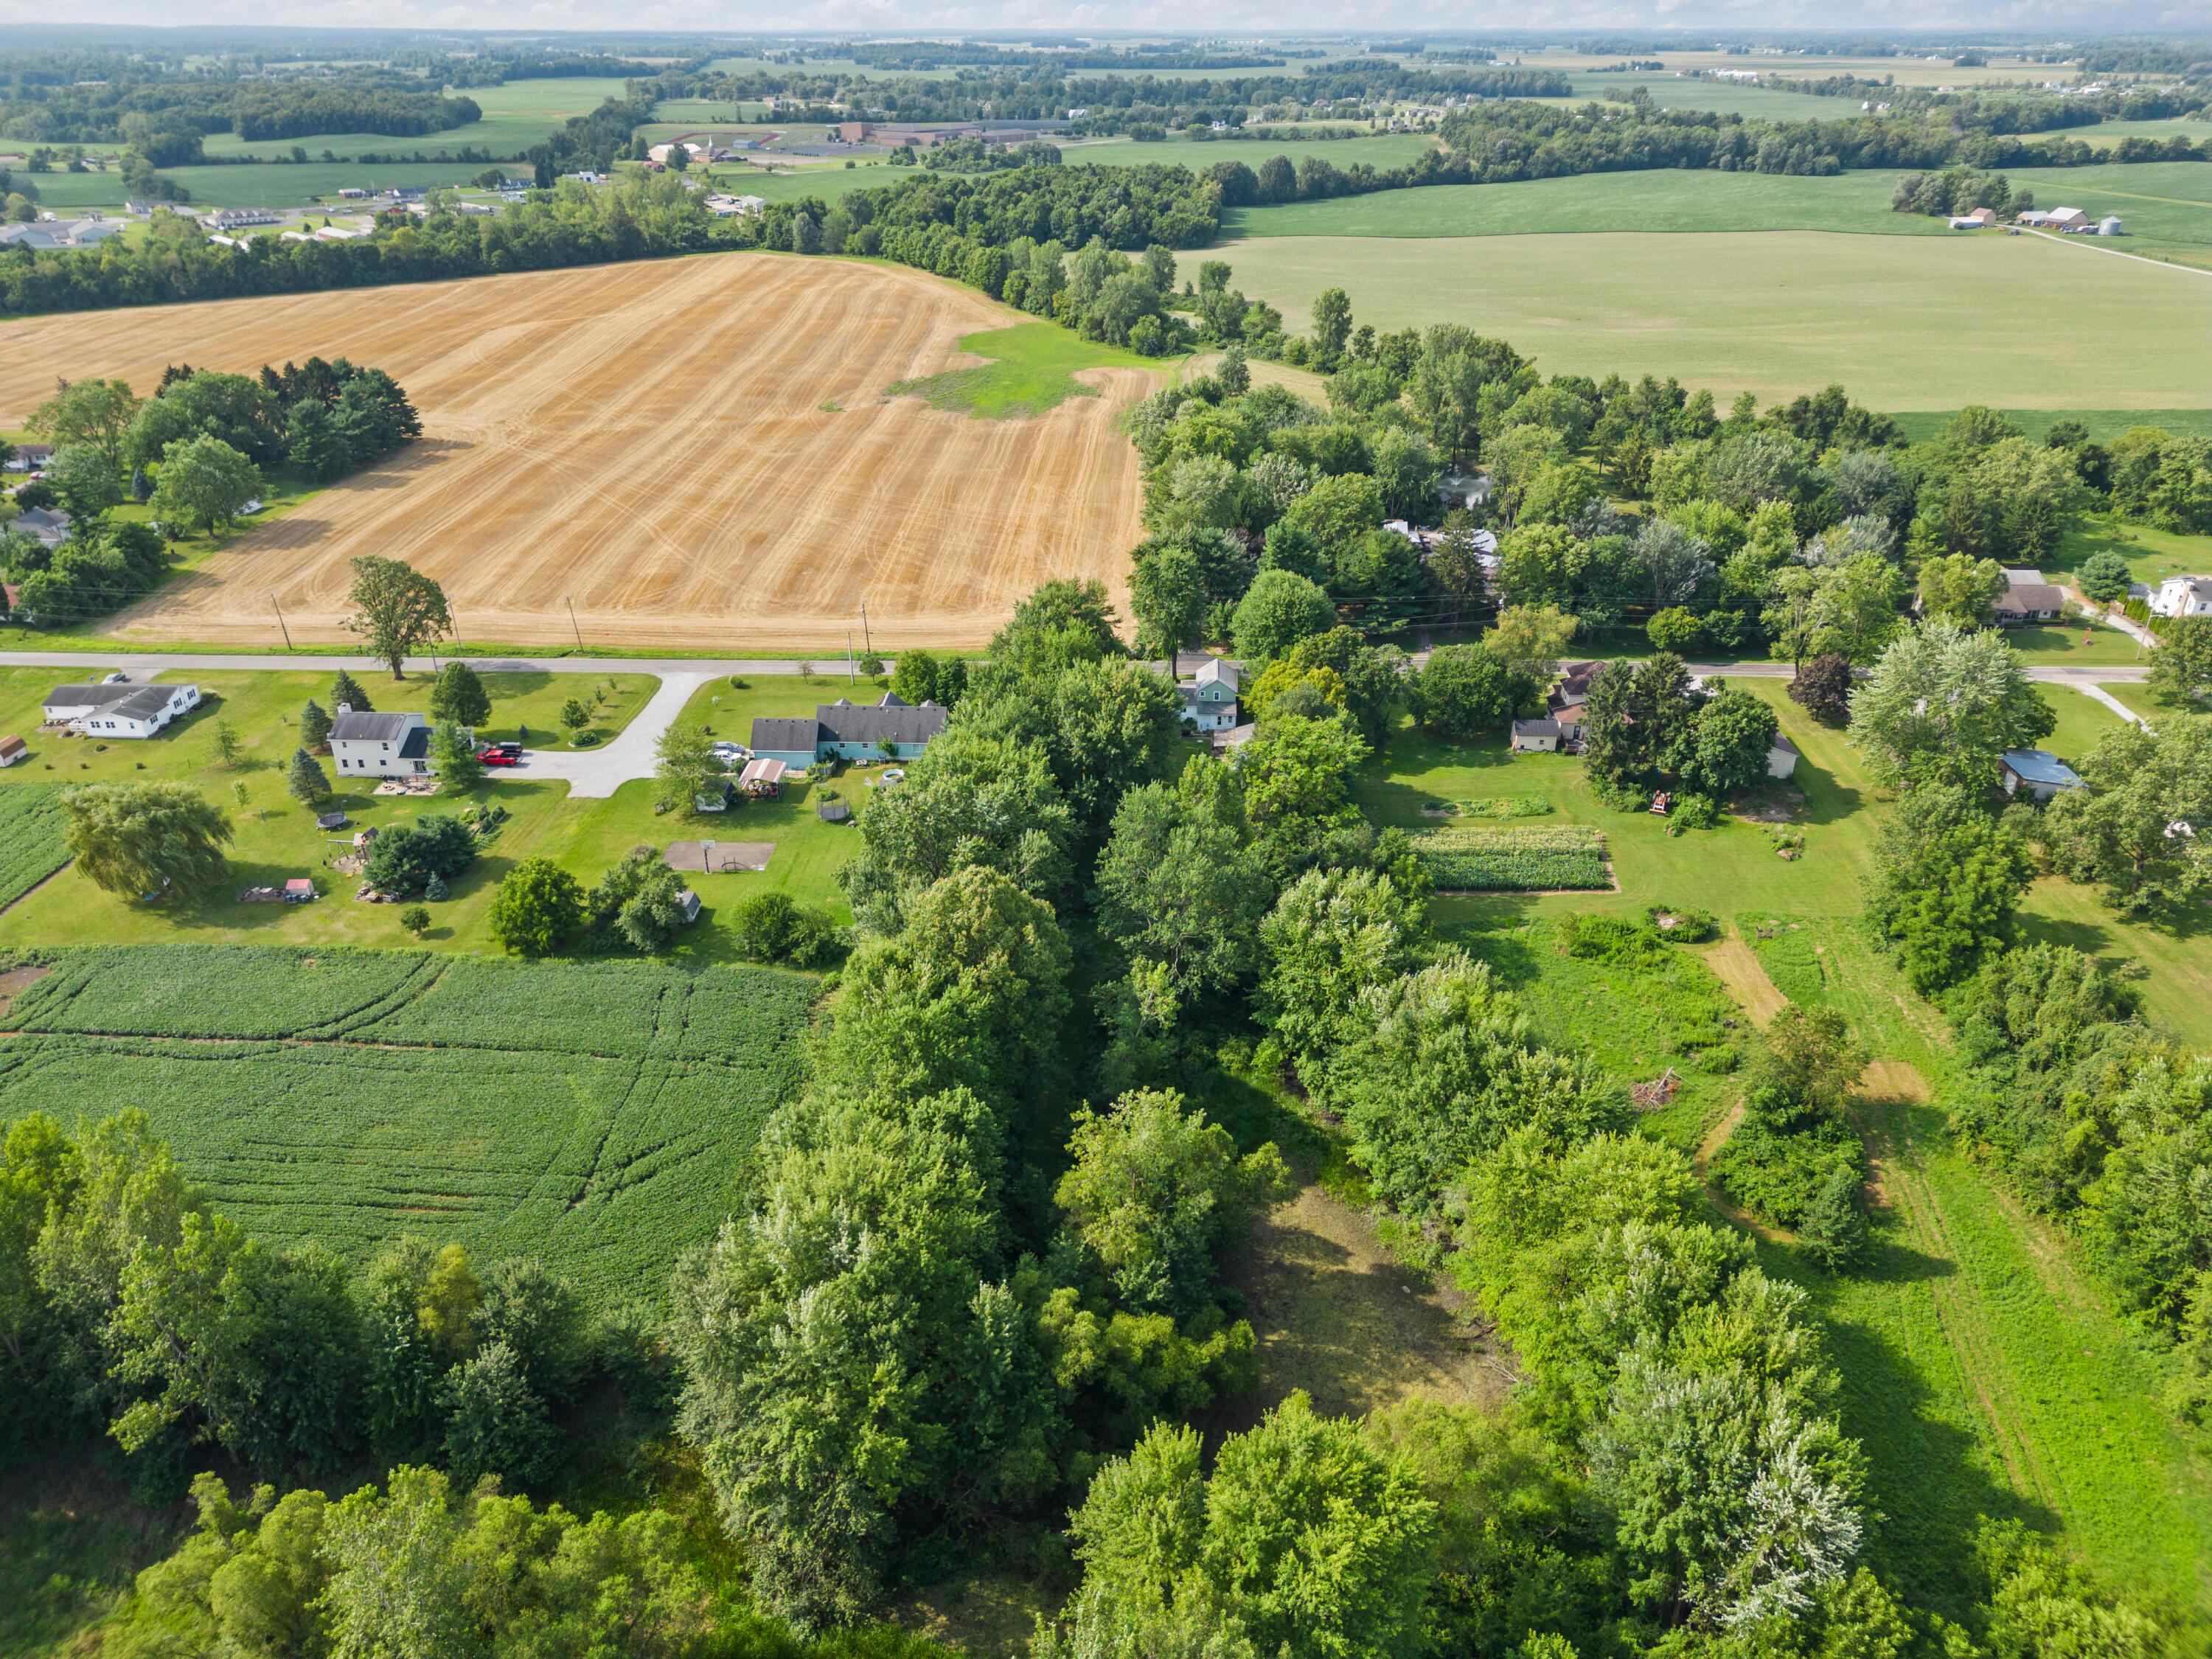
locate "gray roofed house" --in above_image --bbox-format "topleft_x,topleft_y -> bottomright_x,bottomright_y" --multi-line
750,692 -> 949,768
330,709 -> 432,777
1993,582 -> 2066,624
330,709 -> 424,745
12,507 -> 72,549
42,680 -> 202,737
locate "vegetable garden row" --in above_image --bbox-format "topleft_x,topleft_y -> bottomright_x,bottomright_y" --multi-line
1413,824 -> 1612,891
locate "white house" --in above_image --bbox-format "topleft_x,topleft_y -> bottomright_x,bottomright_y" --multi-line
1177,655 -> 1241,736
1767,733 -> 1801,780
1510,717 -> 1561,754
2149,575 -> 2212,619
330,708 -> 432,777
42,681 -> 201,737
1999,748 -> 2084,802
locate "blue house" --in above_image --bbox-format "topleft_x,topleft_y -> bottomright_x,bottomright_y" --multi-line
750,692 -> 948,770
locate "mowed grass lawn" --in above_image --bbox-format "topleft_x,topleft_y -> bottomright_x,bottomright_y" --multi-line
0,666 -> 886,957
1193,226 -> 2212,411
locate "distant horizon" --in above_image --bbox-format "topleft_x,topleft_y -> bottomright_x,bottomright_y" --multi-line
0,13 -> 2203,41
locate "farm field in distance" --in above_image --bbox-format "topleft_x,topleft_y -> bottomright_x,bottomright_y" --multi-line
1190,227 -> 2212,410
0,255 -> 1160,649
195,75 -> 635,161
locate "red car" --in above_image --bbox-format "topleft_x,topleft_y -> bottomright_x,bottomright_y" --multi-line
476,747 -> 521,767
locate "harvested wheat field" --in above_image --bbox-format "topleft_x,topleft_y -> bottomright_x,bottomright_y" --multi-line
0,255 -> 1159,648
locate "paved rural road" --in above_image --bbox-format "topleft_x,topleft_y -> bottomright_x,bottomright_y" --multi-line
0,652 -> 867,678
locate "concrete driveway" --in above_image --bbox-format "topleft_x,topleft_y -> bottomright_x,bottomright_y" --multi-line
501,670 -> 712,800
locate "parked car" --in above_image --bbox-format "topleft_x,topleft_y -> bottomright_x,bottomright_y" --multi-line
476,747 -> 521,767
489,741 -> 523,757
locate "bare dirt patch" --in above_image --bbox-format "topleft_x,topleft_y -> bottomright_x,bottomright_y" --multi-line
0,961 -> 49,1024
1699,935 -> 1788,1026
0,256 -> 1158,650
1222,1185 -> 1508,1424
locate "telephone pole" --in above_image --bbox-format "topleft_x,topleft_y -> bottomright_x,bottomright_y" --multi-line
271,596 -> 293,651
566,597 -> 583,650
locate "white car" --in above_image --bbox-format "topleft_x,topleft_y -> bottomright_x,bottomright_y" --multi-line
711,741 -> 750,760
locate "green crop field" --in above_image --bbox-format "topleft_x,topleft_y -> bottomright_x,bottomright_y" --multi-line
0,945 -> 815,1302
1220,169 -> 1937,240
1194,226 -> 2212,411
0,788 -> 68,911
1057,133 -> 1444,173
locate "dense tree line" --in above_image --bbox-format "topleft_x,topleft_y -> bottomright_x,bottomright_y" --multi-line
4,356 -> 417,626
0,72 -> 479,146
1434,94 -> 2212,183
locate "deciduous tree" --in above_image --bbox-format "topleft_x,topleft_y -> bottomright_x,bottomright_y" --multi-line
343,555 -> 451,680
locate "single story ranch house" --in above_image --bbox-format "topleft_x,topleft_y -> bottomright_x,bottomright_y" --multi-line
751,692 -> 948,771
42,681 -> 201,738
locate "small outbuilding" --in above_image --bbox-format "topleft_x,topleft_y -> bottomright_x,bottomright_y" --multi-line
1767,734 -> 1801,781
1999,748 -> 2084,801
1511,717 -> 1562,754
0,736 -> 24,768
283,878 -> 316,903
675,888 -> 703,924
739,757 -> 788,798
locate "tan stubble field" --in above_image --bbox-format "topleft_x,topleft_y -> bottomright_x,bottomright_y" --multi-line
0,254 -> 1159,649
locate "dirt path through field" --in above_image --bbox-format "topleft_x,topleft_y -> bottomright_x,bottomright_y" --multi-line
1699,934 -> 1789,1025
1222,1185 -> 1509,1425
0,256 -> 1158,650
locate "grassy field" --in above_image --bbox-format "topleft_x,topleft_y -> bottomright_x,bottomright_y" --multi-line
1220,169 -> 1939,240
2001,161 -> 2212,262
1891,411 -> 2212,443
0,945 -> 815,1302
1057,133 -> 1443,173
1735,925 -> 2212,1619
192,77 -> 633,162
1370,676 -> 2212,1616
29,161 -> 490,211
887,321 -> 1158,419
1194,227 -> 2212,411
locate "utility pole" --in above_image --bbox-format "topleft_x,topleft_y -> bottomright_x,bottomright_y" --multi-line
271,596 -> 293,651
860,602 -> 872,655
566,597 -> 583,650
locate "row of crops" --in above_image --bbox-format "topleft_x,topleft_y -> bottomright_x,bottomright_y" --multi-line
0,946 -> 819,1303
1413,824 -> 1612,891
0,786 -> 70,911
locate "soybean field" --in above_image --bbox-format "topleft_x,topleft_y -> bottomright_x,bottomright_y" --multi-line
0,946 -> 817,1302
